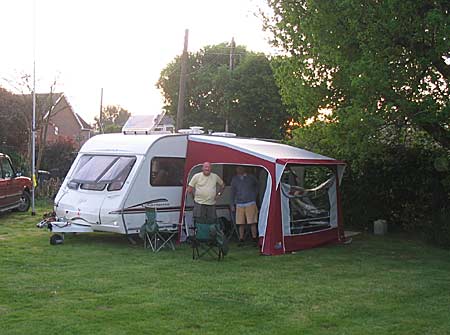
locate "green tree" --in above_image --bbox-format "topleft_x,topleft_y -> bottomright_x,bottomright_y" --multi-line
264,0 -> 449,148
0,87 -> 28,153
157,43 -> 289,139
40,137 -> 77,178
1,79 -> 68,174
95,105 -> 130,133
264,1 -> 450,240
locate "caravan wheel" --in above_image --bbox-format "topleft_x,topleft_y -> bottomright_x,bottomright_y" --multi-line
50,234 -> 64,245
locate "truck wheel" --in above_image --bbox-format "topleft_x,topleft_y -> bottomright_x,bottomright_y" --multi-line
50,234 -> 64,245
17,191 -> 31,212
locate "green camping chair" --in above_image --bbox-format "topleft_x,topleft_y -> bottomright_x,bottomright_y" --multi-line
189,217 -> 228,261
140,206 -> 178,252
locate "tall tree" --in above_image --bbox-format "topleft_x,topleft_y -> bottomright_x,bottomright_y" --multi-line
95,105 -> 130,133
157,43 -> 289,139
0,87 -> 28,153
0,77 -> 68,173
264,0 -> 449,148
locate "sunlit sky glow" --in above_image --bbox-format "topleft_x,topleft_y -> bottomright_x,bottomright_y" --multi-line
1,0 -> 272,123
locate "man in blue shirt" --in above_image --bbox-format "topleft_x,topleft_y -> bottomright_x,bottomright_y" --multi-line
231,166 -> 259,245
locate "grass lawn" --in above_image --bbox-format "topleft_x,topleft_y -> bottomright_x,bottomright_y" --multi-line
1,201 -> 450,335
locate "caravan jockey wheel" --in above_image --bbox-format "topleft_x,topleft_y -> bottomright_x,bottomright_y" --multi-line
50,234 -> 64,245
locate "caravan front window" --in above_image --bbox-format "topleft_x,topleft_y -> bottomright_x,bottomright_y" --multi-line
72,156 -> 117,183
70,155 -> 136,191
102,157 -> 136,191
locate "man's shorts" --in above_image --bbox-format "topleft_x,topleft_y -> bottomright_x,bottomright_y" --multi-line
236,203 -> 258,225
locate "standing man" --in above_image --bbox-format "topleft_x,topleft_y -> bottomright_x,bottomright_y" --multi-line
231,166 -> 259,245
187,162 -> 225,223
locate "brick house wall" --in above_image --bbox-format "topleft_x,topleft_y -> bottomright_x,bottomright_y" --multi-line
43,95 -> 92,149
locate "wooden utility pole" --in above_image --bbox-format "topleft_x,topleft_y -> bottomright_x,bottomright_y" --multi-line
176,29 -> 189,131
229,37 -> 236,71
225,37 -> 235,132
99,88 -> 104,134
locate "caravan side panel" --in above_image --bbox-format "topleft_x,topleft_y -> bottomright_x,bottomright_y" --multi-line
122,136 -> 188,233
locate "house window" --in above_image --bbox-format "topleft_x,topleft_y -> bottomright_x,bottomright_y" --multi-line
150,157 -> 185,186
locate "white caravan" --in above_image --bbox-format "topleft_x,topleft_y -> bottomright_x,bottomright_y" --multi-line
49,133 -> 192,238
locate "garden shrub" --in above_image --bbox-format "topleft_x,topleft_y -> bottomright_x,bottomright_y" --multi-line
39,138 -> 77,178
288,123 -> 450,243
36,177 -> 61,200
426,207 -> 450,249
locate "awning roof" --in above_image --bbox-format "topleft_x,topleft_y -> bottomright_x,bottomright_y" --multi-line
189,135 -> 344,164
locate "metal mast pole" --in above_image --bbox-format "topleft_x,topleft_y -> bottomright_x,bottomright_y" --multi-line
31,0 -> 37,216
176,29 -> 189,132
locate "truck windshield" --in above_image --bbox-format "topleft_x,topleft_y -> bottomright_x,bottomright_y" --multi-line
70,155 -> 136,191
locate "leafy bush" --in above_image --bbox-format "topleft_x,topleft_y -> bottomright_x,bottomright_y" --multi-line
39,138 -> 77,179
341,146 -> 444,232
288,122 -> 450,241
36,177 -> 61,200
426,207 -> 450,249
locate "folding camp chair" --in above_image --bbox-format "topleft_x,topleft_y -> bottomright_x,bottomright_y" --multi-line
189,218 -> 228,261
140,206 -> 178,252
225,208 -> 240,241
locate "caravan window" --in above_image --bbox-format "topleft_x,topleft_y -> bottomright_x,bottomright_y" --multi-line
150,157 -> 185,186
100,157 -> 136,191
72,156 -> 117,183
70,155 -> 136,191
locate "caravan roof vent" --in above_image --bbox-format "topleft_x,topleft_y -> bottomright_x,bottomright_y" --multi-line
211,132 -> 237,137
177,126 -> 204,134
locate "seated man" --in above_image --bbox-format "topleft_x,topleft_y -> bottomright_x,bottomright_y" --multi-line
153,168 -> 169,185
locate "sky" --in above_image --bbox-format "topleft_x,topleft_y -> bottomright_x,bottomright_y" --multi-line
0,0 -> 273,124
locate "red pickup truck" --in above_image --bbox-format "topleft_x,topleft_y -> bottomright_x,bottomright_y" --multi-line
0,153 -> 32,212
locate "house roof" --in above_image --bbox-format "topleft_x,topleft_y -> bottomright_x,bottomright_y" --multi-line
75,113 -> 92,130
23,92 -> 63,110
25,92 -> 92,130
